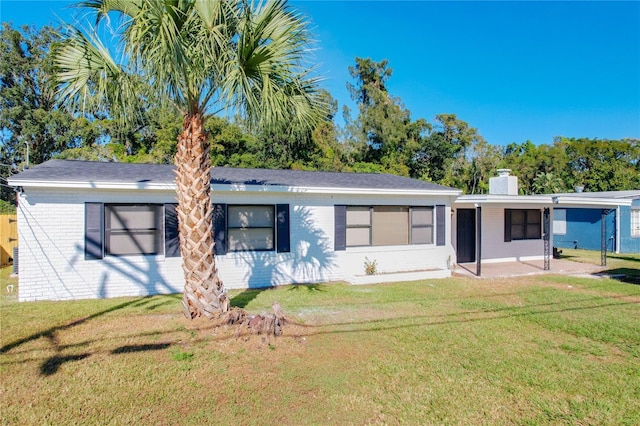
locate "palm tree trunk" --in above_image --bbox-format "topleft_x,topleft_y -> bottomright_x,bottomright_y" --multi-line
175,113 -> 228,318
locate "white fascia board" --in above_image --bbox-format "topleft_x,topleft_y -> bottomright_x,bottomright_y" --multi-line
552,196 -> 632,207
9,179 -> 176,191
454,195 -> 553,205
11,179 -> 462,197
213,183 -> 462,196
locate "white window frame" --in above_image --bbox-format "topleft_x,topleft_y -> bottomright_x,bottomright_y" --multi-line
631,208 -> 640,238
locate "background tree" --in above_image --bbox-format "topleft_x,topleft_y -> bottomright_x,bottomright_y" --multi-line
55,0 -> 321,318
0,23 -> 103,203
564,137 -> 640,192
344,57 -> 428,177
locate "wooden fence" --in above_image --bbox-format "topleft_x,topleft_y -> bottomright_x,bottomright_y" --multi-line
0,214 -> 17,266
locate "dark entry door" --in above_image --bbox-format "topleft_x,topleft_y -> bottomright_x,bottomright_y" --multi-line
457,209 -> 476,263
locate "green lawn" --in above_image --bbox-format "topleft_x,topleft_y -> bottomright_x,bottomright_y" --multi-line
1,269 -> 639,425
560,248 -> 640,278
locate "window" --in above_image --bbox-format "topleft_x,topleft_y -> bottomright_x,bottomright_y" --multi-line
411,207 -> 434,244
85,202 -> 289,260
344,206 -> 435,247
632,209 -> 640,237
346,206 -> 371,246
227,205 -> 275,251
105,204 -> 163,255
553,208 -> 566,235
373,206 -> 409,246
505,209 -> 541,241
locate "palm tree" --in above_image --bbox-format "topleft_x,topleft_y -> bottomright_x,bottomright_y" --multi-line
55,0 -> 321,318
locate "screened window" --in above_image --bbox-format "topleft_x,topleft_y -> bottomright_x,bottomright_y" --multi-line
227,205 -> 275,251
411,207 -> 434,244
631,209 -> 640,237
373,206 -> 409,246
345,206 -> 434,247
105,204 -> 163,256
346,206 -> 371,246
506,209 -> 541,241
553,208 -> 566,235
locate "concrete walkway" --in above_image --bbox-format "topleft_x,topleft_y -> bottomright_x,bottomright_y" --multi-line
453,259 -> 605,279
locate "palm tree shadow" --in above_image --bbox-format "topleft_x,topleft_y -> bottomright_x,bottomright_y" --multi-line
230,288 -> 270,309
40,354 -> 90,376
0,297 -> 154,354
230,206 -> 336,303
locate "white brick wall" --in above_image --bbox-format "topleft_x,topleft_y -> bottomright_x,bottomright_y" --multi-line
17,187 -> 456,301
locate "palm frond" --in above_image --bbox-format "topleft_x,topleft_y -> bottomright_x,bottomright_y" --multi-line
54,25 -> 141,123
221,0 -> 322,129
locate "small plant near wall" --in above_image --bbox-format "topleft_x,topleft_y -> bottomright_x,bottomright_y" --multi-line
364,257 -> 378,275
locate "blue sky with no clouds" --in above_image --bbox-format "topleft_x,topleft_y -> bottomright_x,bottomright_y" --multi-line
2,0 -> 639,146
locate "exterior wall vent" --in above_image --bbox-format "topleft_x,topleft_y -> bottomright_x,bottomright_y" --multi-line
12,246 -> 18,275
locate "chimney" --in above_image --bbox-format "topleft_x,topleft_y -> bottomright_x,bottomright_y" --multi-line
489,169 -> 518,195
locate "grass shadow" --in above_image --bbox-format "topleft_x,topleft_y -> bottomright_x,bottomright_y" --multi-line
111,343 -> 171,354
40,354 -> 90,376
0,297 -> 154,354
287,283 -> 327,292
230,288 -> 270,309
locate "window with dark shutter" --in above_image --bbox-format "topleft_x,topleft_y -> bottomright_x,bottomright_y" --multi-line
334,205 -> 347,251
436,205 -> 445,246
276,204 -> 290,253
164,203 -> 180,257
85,202 -> 104,260
213,203 -> 227,255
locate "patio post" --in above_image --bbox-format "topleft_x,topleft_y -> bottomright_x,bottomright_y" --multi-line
476,205 -> 482,277
600,209 -> 609,266
543,208 -> 550,270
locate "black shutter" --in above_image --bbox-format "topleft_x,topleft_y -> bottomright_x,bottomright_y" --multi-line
276,204 -> 290,253
334,205 -> 347,251
504,209 -> 512,242
213,203 -> 227,255
85,202 -> 104,260
436,205 -> 446,246
164,203 -> 180,257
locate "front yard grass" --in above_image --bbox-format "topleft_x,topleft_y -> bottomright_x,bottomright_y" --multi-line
1,273 -> 639,425
560,248 -> 640,278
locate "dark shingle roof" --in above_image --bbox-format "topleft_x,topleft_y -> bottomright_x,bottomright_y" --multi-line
9,159 -> 459,192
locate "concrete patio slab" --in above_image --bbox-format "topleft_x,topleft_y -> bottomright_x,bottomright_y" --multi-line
453,259 -> 605,279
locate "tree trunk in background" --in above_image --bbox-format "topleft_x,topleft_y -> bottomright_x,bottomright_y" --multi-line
175,114 -> 228,318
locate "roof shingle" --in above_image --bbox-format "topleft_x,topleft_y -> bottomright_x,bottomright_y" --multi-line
9,159 -> 459,192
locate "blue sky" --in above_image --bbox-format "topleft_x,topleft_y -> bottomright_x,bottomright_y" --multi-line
2,0 -> 639,146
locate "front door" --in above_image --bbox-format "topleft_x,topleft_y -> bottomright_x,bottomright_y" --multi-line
456,209 -> 476,263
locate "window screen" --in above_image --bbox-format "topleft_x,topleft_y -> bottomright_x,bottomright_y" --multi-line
227,205 -> 275,251
105,204 -> 163,255
506,209 -> 541,241
411,207 -> 434,244
553,208 -> 567,235
373,206 -> 409,246
346,207 -> 371,246
631,209 -> 640,237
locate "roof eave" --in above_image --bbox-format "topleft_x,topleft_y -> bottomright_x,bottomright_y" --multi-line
552,196 -> 633,207
11,179 -> 461,196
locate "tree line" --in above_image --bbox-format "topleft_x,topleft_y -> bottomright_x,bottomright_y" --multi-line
2,23 -> 639,211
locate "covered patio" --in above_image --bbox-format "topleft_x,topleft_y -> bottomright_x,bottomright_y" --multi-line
453,258 -> 605,279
